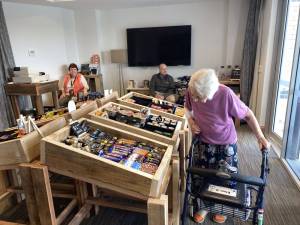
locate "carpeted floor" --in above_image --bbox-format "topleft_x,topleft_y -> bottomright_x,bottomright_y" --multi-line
81,126 -> 300,225
1,126 -> 300,225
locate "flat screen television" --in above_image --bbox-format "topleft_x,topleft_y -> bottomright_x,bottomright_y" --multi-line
127,25 -> 191,67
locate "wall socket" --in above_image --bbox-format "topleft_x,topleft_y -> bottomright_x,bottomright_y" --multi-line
28,49 -> 35,57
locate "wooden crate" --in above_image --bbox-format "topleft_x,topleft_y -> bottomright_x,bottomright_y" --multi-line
35,111 -> 70,127
117,92 -> 187,129
88,102 -> 182,146
0,117 -> 67,168
96,91 -> 119,107
41,119 -> 173,201
69,101 -> 98,121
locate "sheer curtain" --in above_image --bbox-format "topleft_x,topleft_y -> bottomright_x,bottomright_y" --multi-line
0,1 -> 15,129
240,0 -> 264,106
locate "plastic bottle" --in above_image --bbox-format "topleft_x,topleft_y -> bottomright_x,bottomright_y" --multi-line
257,209 -> 264,225
68,99 -> 76,113
232,65 -> 241,79
226,65 -> 232,78
17,114 -> 26,136
218,66 -> 225,79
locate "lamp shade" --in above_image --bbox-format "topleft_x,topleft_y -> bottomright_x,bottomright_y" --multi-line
110,49 -> 127,64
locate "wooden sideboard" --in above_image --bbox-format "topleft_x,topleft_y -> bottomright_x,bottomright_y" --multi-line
4,80 -> 60,118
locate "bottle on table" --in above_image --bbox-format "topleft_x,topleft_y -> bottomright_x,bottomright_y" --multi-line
218,66 -> 226,80
226,65 -> 232,79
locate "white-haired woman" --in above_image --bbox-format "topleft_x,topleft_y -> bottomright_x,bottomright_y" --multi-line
185,69 -> 269,224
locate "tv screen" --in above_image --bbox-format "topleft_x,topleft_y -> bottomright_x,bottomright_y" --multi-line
127,25 -> 191,67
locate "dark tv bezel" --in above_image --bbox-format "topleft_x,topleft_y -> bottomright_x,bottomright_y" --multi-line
126,25 -> 191,67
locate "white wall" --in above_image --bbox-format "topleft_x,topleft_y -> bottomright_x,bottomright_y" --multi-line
3,0 -> 250,98
3,2 -> 79,104
96,0 -> 250,91
73,9 -> 100,63
227,0 -> 250,66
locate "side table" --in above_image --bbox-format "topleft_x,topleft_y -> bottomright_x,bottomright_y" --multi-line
4,80 -> 60,118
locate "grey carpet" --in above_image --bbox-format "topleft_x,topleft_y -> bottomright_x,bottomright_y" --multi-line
82,126 -> 300,225
233,126 -> 300,225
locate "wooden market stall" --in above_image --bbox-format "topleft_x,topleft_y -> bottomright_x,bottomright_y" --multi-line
40,118 -> 180,225
117,92 -> 191,191
89,102 -> 182,146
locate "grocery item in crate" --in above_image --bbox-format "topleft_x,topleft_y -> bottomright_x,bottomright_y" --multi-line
129,96 -> 152,106
98,106 -> 177,137
128,95 -> 184,116
174,107 -> 185,117
38,108 -> 68,120
62,120 -> 166,174
0,129 -> 18,142
144,115 -> 177,137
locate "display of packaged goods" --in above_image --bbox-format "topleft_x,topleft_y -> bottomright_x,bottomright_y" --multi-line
89,102 -> 182,145
117,92 -> 186,127
120,92 -> 183,113
37,108 -> 69,121
76,91 -> 104,102
41,118 -> 173,199
0,129 -> 19,143
0,117 -> 66,167
174,107 -> 185,117
61,122 -> 165,175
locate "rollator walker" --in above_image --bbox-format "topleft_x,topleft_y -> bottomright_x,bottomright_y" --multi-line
181,137 -> 270,225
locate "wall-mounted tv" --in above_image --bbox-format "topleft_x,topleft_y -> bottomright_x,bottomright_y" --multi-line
127,25 -> 191,67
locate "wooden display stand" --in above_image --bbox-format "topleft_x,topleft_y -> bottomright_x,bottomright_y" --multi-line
96,91 -> 119,107
84,74 -> 104,93
117,92 -> 186,128
89,102 -> 182,146
0,161 -> 80,225
14,159 -> 179,225
0,97 -> 110,224
0,118 -> 68,225
69,100 -> 98,121
41,119 -> 179,224
0,117 -> 67,169
41,119 -> 173,199
68,92 -> 120,121
117,92 -> 191,192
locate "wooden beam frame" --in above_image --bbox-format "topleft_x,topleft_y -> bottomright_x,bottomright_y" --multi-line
86,197 -> 147,214
68,204 -> 92,225
56,199 -> 77,225
147,195 -> 168,225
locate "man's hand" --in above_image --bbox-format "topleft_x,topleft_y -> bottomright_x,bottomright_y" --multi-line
60,93 -> 65,99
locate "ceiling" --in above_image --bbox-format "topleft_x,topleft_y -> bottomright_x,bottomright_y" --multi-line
3,0 -> 201,10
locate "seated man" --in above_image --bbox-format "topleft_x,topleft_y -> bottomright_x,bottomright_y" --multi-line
150,63 -> 176,103
59,63 -> 89,106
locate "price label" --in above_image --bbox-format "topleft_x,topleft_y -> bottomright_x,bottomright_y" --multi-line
208,184 -> 237,197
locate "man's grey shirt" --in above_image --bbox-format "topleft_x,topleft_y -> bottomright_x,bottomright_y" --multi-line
150,73 -> 175,96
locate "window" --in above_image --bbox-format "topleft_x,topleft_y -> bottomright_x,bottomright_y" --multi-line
272,0 -> 300,138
